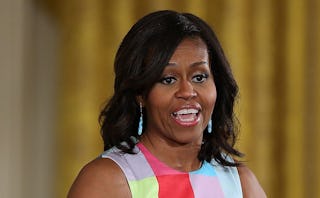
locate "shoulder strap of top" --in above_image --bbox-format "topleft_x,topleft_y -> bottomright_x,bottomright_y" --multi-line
101,147 -> 160,197
101,147 -> 155,181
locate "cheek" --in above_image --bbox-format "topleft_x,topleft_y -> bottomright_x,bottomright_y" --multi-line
145,87 -> 171,116
203,86 -> 217,115
210,88 -> 217,107
207,95 -> 216,113
147,87 -> 166,105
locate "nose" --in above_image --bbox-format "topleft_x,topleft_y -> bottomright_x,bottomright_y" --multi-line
175,80 -> 197,100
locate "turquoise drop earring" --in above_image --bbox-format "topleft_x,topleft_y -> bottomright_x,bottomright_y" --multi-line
207,119 -> 212,134
138,102 -> 143,135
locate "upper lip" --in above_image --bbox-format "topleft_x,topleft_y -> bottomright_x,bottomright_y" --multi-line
172,104 -> 201,116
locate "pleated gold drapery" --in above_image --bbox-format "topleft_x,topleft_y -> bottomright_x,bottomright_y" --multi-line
42,0 -> 320,197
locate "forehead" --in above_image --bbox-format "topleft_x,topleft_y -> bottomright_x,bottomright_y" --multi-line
169,37 -> 208,61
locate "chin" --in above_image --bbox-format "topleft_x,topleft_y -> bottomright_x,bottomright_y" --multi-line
171,129 -> 203,145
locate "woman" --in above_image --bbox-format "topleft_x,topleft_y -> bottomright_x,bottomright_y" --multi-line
68,10 -> 266,197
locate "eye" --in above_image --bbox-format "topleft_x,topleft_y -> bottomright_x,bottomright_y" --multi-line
159,76 -> 177,85
192,73 -> 209,83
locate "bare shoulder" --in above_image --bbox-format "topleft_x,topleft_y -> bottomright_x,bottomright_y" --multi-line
67,157 -> 131,198
237,165 -> 267,198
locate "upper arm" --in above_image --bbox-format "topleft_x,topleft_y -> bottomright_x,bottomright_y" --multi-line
237,165 -> 267,198
67,158 -> 131,198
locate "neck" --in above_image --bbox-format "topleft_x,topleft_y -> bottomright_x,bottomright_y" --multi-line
140,134 -> 202,172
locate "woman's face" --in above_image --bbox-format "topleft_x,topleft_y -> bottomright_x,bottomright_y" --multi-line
143,37 -> 217,145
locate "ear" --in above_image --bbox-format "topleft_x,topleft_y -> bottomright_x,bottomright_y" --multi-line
136,95 -> 144,106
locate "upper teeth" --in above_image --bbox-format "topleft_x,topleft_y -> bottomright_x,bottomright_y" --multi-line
175,109 -> 198,115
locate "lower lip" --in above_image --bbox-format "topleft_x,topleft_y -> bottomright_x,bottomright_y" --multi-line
171,114 -> 200,127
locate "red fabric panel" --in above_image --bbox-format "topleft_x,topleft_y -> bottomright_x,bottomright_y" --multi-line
157,174 -> 194,198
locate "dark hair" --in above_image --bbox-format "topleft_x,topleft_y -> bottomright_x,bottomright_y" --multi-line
99,10 -> 243,166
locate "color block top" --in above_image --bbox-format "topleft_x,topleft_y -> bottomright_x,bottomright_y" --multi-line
101,143 -> 242,198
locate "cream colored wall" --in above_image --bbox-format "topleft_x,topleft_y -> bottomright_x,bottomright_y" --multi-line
0,0 -> 25,197
0,0 -> 57,197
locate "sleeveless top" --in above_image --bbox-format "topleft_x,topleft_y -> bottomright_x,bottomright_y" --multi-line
101,143 -> 243,198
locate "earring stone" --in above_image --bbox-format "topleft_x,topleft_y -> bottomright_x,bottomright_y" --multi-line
207,119 -> 212,134
138,102 -> 143,135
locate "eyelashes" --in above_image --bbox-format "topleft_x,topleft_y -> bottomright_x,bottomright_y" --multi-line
192,73 -> 209,83
159,73 -> 209,85
159,76 -> 176,85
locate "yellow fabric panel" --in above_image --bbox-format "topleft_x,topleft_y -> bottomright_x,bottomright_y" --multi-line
313,0 -> 320,197
129,177 -> 159,198
284,0 -> 307,197
250,1 -> 275,195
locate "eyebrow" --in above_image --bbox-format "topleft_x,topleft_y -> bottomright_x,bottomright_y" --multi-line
166,61 -> 209,67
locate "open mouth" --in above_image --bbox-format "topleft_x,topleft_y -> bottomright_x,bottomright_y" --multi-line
171,108 -> 200,126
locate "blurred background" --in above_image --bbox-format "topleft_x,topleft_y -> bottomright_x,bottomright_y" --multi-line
1,0 -> 319,197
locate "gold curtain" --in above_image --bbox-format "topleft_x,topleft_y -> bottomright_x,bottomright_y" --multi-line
41,0 -> 320,197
